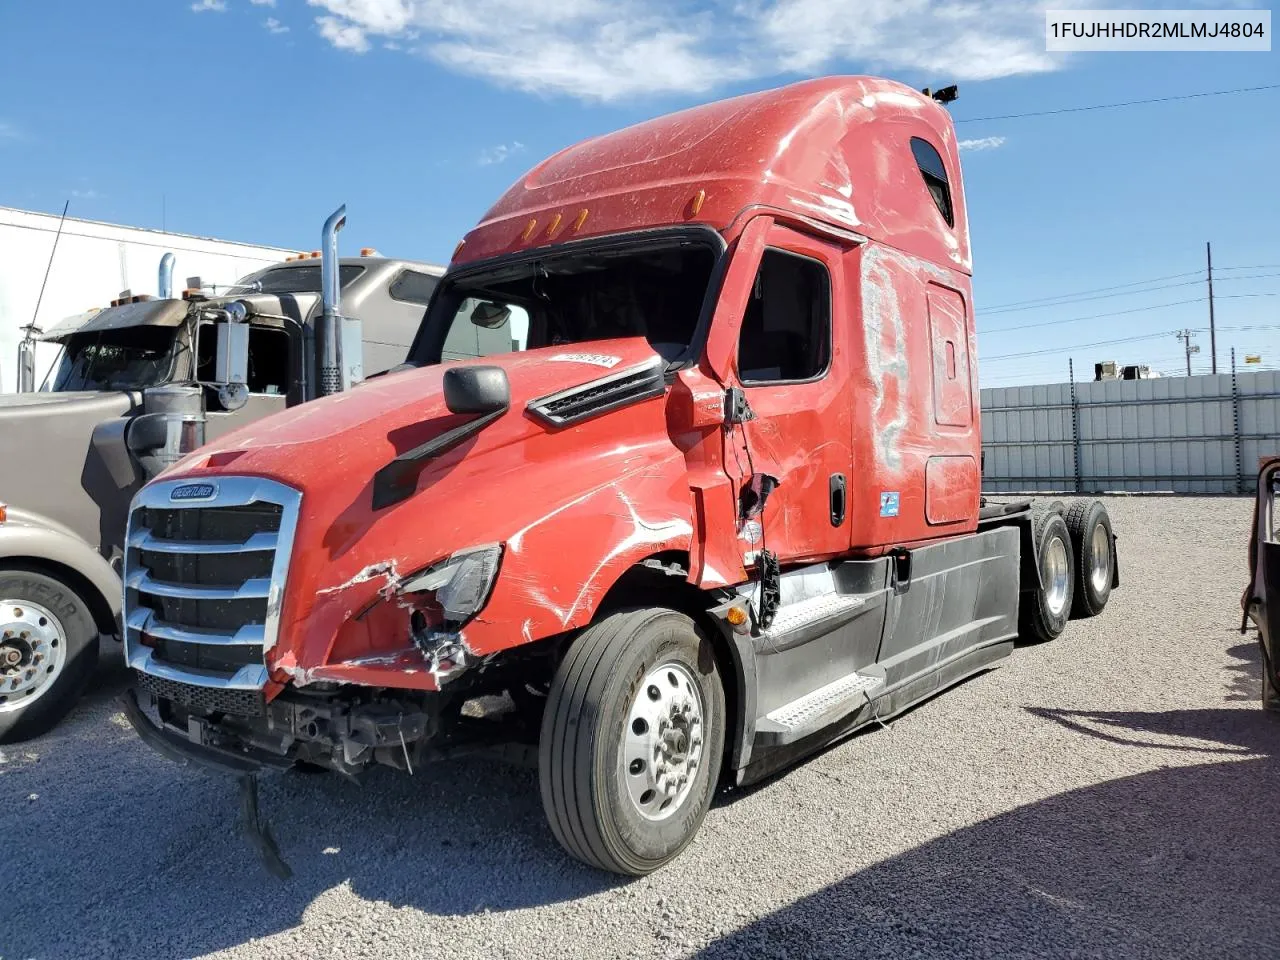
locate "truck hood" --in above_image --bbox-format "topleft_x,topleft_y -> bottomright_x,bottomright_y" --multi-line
179,338 -> 669,482
0,390 -> 137,408
165,338 -> 690,675
0,388 -> 142,559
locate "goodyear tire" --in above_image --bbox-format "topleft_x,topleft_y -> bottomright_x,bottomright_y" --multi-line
539,608 -> 725,876
1019,508 -> 1075,644
1034,498 -> 1066,520
0,567 -> 99,743
1065,498 -> 1114,618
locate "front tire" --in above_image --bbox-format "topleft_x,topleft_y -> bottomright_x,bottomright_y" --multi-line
539,607 -> 725,876
0,567 -> 99,743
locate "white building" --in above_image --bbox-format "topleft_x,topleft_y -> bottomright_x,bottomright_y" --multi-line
0,206 -> 299,391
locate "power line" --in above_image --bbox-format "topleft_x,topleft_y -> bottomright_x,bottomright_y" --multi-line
983,323 -> 1280,363
982,280 -> 1204,316
980,270 -> 1202,311
979,297 -> 1206,334
955,82 -> 1280,123
983,330 -> 1186,362
982,273 -> 1280,317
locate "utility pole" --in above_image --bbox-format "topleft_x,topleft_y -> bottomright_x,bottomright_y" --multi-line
1207,241 -> 1217,374
1176,328 -> 1201,377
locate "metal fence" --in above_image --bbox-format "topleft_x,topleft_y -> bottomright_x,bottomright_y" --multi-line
980,358 -> 1280,494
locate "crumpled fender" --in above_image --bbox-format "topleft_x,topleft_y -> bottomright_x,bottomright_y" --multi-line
0,506 -> 122,625
464,449 -> 694,656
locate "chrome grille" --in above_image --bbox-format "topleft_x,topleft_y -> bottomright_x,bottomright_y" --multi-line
123,476 -> 301,691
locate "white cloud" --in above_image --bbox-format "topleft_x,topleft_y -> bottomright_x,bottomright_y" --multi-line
190,0 -> 227,11
251,0 -> 277,5
265,17 -> 290,33
317,14 -> 372,52
958,135 -> 1007,151
478,141 -> 525,165
0,121 -> 21,141
70,188 -> 100,199
305,0 -> 1059,101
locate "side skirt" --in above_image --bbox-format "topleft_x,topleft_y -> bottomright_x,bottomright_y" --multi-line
734,636 -> 1014,787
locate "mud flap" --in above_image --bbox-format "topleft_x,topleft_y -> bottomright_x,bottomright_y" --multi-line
239,774 -> 292,880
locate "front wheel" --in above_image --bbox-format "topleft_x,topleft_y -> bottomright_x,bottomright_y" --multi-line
539,608 -> 725,876
0,567 -> 99,743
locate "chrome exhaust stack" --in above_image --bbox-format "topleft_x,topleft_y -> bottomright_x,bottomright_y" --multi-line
158,252 -> 175,299
318,205 -> 360,395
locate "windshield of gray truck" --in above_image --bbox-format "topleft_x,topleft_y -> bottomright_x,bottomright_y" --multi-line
225,263 -> 365,295
409,238 -> 717,365
50,326 -> 179,391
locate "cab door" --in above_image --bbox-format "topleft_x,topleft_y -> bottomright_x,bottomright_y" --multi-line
719,220 -> 853,565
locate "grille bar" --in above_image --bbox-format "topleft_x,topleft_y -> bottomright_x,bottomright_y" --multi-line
128,569 -> 272,601
128,529 -> 279,555
127,607 -> 266,646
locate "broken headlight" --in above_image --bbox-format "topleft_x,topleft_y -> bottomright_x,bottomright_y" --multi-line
401,544 -> 502,626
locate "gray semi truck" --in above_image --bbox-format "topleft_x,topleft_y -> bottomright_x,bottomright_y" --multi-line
0,206 -> 460,742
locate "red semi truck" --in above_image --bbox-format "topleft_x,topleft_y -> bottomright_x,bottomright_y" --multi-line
120,76 -> 1118,877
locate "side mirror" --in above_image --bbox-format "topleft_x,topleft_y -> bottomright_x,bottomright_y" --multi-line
470,301 -> 511,329
443,366 -> 510,415
207,308 -> 250,410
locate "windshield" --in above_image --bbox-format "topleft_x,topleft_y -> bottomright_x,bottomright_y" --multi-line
225,263 -> 365,296
50,326 -> 180,392
410,237 -> 718,366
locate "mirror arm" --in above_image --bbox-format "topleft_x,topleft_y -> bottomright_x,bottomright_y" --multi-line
371,409 -> 505,511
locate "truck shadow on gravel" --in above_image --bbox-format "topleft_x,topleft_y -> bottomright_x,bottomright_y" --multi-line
0,696 -> 622,960
694,703 -> 1280,960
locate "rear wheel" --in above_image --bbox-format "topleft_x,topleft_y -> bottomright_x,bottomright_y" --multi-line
0,568 -> 99,743
1065,499 -> 1114,618
539,607 -> 725,876
1019,509 -> 1075,643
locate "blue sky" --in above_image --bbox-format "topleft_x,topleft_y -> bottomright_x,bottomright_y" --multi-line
1,0 -> 1277,385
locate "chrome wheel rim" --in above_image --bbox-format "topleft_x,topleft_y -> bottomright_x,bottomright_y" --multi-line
1090,524 -> 1111,594
0,600 -> 67,713
621,661 -> 705,822
1043,536 -> 1070,617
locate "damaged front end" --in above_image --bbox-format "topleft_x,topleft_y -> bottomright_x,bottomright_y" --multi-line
121,472 -> 541,876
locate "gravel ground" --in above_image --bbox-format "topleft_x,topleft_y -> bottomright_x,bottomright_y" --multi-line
4,496 -> 1279,960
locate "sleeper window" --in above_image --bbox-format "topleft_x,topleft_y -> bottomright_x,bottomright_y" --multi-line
910,137 -> 954,227
737,250 -> 831,384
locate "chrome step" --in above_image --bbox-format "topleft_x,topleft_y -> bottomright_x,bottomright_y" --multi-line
762,594 -> 867,639
755,669 -> 886,746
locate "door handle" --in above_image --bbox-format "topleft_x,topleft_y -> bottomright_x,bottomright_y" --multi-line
829,474 -> 847,527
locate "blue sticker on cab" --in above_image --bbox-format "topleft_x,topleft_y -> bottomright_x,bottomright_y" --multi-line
880,492 -> 900,518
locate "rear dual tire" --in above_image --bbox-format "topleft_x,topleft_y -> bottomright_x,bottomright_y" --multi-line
1020,504 -> 1075,643
1064,498 -> 1114,618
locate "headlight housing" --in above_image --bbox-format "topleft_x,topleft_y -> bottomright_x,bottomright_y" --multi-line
401,544 -> 502,627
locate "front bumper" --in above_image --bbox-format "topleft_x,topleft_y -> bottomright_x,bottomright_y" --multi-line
121,687 -> 290,775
